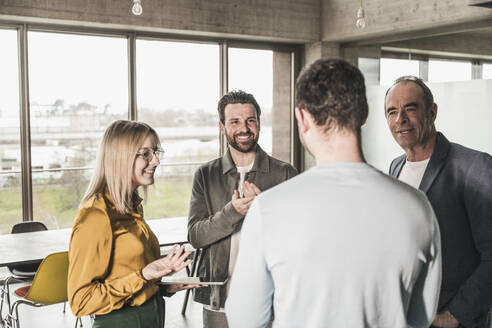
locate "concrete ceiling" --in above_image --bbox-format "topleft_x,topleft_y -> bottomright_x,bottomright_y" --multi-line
468,0 -> 492,8
461,26 -> 492,37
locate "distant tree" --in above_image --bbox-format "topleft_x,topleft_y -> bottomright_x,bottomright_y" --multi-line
4,174 -> 21,188
139,107 -> 216,127
58,145 -> 90,211
53,99 -> 65,114
75,101 -> 97,114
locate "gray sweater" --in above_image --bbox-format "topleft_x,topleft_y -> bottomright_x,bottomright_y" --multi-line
227,163 -> 441,328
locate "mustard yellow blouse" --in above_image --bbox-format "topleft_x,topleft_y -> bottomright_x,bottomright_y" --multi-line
68,192 -> 160,317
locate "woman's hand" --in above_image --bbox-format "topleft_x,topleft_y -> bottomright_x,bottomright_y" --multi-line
141,244 -> 192,281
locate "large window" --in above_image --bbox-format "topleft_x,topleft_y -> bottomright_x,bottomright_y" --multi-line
229,47 -> 293,164
136,39 -> 220,219
358,55 -> 492,172
0,29 -> 21,233
380,58 -> 420,85
428,59 -> 472,82
28,31 -> 128,229
484,64 -> 492,79
229,48 -> 273,154
0,26 -> 296,233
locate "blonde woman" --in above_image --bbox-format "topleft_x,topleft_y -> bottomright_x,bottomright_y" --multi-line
68,120 -> 197,328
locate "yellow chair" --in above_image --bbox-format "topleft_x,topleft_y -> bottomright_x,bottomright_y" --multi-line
0,221 -> 48,322
5,251 -> 81,328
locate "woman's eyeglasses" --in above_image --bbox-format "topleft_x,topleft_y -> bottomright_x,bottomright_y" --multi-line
136,148 -> 165,162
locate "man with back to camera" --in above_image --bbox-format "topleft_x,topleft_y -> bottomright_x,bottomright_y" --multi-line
187,90 -> 297,328
225,59 -> 442,328
385,75 -> 492,328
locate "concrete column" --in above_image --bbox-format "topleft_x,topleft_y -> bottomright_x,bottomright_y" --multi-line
419,60 -> 429,81
358,58 -> 380,84
472,60 -> 483,79
303,41 -> 341,68
342,46 -> 381,67
272,51 -> 292,164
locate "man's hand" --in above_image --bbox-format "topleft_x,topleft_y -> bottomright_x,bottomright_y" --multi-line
242,181 -> 261,198
141,245 -> 192,281
432,311 -> 459,328
231,190 -> 254,216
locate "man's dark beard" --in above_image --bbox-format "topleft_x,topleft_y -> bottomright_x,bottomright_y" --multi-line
226,132 -> 258,153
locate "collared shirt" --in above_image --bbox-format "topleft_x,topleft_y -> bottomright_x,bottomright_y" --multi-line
68,191 -> 160,317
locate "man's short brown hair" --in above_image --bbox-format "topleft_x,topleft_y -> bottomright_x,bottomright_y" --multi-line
295,58 -> 368,133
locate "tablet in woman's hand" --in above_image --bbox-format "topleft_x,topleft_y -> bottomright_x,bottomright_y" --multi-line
160,277 -> 227,285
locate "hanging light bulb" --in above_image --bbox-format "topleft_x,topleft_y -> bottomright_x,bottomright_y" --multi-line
356,0 -> 366,29
132,0 -> 143,16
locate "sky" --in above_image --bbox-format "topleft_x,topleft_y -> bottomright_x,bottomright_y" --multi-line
2,28 -> 486,122
0,29 -> 20,118
379,57 -> 472,86
0,29 -> 273,121
0,28 -> 275,165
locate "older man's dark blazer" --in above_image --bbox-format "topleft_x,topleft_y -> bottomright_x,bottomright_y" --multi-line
389,132 -> 492,328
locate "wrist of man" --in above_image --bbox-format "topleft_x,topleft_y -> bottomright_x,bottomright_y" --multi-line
433,310 -> 459,328
446,299 -> 474,328
225,201 -> 245,221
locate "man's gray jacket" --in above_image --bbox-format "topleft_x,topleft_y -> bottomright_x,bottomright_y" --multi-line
187,146 -> 297,309
390,132 -> 492,328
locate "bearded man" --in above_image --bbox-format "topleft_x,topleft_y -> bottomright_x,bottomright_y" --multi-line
188,90 -> 297,328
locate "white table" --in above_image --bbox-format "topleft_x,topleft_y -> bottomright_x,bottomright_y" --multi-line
0,217 -> 188,267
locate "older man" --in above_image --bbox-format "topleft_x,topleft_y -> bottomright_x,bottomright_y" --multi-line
226,59 -> 441,328
187,90 -> 297,328
385,76 -> 492,328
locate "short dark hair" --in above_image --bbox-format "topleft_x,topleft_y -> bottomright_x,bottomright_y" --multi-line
217,90 -> 261,124
385,76 -> 434,110
295,58 -> 368,132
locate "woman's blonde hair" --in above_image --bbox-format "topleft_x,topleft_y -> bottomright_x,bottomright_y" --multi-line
82,120 -> 160,214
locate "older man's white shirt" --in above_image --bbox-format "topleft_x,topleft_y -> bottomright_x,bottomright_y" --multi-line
226,163 -> 441,328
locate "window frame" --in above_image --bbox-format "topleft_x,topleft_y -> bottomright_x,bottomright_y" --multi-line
0,22 -> 300,223
380,48 -> 492,82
